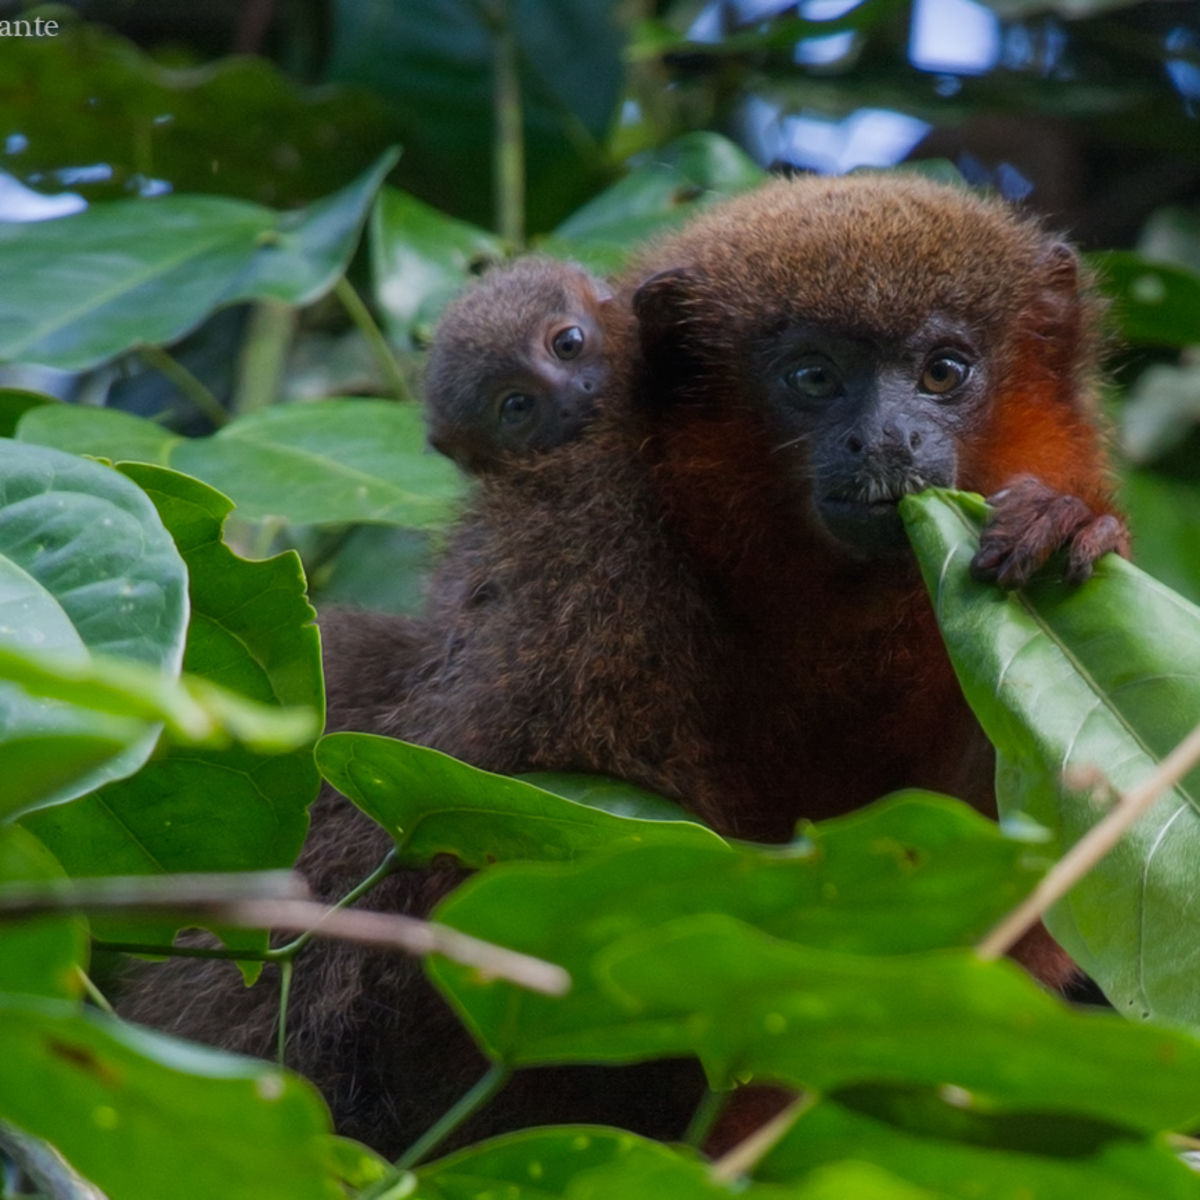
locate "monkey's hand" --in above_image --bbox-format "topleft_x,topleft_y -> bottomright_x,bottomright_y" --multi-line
971,476 -> 1130,589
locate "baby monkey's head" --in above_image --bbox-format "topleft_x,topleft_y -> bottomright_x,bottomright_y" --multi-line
425,258 -> 613,473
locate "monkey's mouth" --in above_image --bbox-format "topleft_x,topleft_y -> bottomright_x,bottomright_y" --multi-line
816,478 -> 930,556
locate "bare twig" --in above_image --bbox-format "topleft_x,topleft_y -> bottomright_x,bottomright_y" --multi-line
710,1095 -> 810,1182
0,869 -> 569,996
214,899 -> 570,997
0,871 -> 306,918
979,719 -> 1200,961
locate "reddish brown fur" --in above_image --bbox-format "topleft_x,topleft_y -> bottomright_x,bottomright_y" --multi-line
118,175 -> 1125,1154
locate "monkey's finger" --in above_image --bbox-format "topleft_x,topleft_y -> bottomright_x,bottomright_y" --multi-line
1063,514 -> 1131,586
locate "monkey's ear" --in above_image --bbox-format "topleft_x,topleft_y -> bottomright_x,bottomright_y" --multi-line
633,268 -> 701,337
1028,239 -> 1087,383
632,268 -> 708,409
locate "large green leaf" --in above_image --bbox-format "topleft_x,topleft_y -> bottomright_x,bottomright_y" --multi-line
1119,467 -> 1200,605
327,0 -> 625,233
428,794 -> 1048,1065
0,388 -> 56,438
0,23 -> 402,209
370,187 -> 504,345
316,733 -> 723,868
0,152 -> 396,370
1092,251 -> 1200,348
414,1125 -> 937,1199
0,440 -> 188,816
25,466 -> 321,955
0,825 -> 86,1000
0,996 -> 338,1200
901,489 -> 1200,1028
600,915 -> 1200,1132
547,132 -> 767,272
762,1087 -> 1200,1200
17,399 -> 464,528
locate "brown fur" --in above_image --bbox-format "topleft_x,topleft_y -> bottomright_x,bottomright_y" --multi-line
118,175 -> 1124,1152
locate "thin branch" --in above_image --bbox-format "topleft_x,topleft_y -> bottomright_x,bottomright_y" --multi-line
394,1062 -> 512,1172
978,718 -> 1200,961
0,871 -> 306,919
214,899 -> 570,997
138,343 -> 228,428
333,277 -> 414,403
269,849 -> 397,960
710,1095 -> 810,1182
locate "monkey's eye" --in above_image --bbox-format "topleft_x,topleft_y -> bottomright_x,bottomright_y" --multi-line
784,361 -> 842,400
920,354 -> 970,396
552,326 -> 585,360
499,392 -> 537,425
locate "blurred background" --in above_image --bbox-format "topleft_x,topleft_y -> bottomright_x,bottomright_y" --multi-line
0,0 -> 1196,605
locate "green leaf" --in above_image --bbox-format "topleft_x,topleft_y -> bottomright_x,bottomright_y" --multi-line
316,734 -> 724,868
546,133 -> 766,272
0,440 -> 188,816
0,152 -> 397,370
370,186 -> 504,345
901,488 -> 1200,1029
0,24 -> 404,210
762,1087 -> 1200,1200
600,916 -> 1200,1131
327,0 -> 625,232
18,399 -> 465,528
0,996 -> 337,1200
413,1126 -> 696,1200
0,826 -> 86,1000
413,1125 -> 934,1199
0,639 -> 314,750
0,388 -> 56,437
1092,251 -> 1200,348
1119,467 -> 1200,605
1120,361 -> 1200,464
25,466 -> 322,956
428,793 -> 1048,1065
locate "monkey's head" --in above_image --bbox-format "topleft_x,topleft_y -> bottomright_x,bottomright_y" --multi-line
425,258 -> 614,474
631,174 -> 1101,561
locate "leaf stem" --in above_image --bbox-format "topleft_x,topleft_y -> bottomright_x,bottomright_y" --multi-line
138,343 -> 228,428
393,1062 -> 512,1172
333,277 -> 414,403
233,300 -> 296,414
682,1086 -> 727,1149
276,957 -> 293,1070
484,0 -> 525,245
978,718 -> 1200,960
75,967 -> 114,1014
268,848 -> 398,961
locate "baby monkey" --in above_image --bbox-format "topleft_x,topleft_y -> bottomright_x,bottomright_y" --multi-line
424,258 -> 613,472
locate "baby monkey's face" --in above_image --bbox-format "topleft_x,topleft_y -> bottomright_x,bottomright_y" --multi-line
492,297 -> 609,451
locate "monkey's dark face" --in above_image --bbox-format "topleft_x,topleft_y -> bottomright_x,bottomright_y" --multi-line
758,318 -> 988,557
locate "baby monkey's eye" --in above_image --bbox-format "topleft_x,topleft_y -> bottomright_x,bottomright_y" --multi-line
552,325 -> 585,360
920,354 -> 970,395
499,393 -> 537,425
